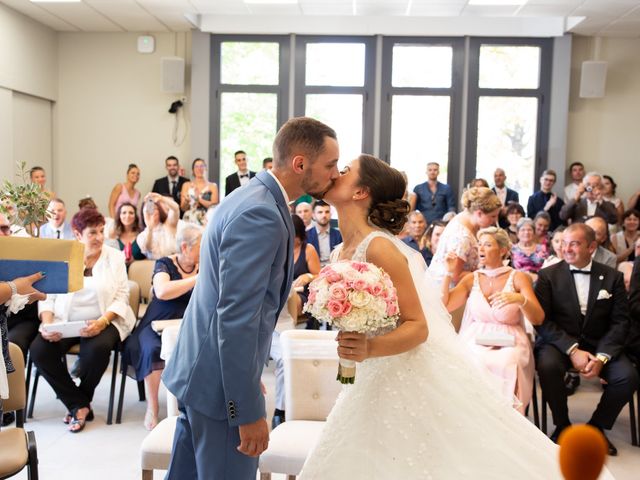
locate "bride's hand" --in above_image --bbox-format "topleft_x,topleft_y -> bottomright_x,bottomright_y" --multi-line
337,331 -> 369,362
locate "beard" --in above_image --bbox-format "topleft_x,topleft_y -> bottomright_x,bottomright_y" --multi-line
301,170 -> 334,199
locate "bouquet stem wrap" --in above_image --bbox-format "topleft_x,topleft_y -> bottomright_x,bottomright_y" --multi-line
304,260 -> 400,384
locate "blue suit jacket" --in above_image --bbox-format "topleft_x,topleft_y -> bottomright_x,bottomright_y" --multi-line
162,171 -> 294,426
492,187 -> 519,205
306,227 -> 342,255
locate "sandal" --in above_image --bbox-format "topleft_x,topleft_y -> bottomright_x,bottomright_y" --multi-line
63,412 -> 73,424
144,408 -> 159,431
68,408 -> 94,433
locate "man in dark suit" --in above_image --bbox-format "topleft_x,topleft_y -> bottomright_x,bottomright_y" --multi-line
534,223 -> 639,455
492,168 -> 519,228
225,150 -> 257,196
560,172 -> 618,225
527,169 -> 565,230
626,257 -> 640,363
151,156 -> 189,207
306,200 -> 342,267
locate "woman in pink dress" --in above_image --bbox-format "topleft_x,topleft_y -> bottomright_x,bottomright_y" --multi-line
440,227 -> 544,414
108,163 -> 141,218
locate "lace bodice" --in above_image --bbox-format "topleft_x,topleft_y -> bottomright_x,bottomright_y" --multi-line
330,230 -> 390,263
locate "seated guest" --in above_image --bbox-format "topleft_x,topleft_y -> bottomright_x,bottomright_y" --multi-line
533,211 -> 552,251
585,217 -> 618,269
287,215 -> 321,324
107,164 -> 141,219
401,211 -> 430,264
628,189 -> 640,215
560,172 -> 618,225
601,175 -> 624,227
617,238 -> 640,292
40,198 -> 74,239
105,202 -> 146,266
295,201 -> 314,231
527,169 -> 564,231
151,156 -> 189,208
534,223 -> 639,454
505,203 -> 525,244
611,209 -> 640,264
122,224 -> 202,430
511,218 -> 548,282
78,196 -> 98,210
541,226 -> 566,269
441,227 -> 543,414
421,220 -> 447,267
137,193 -> 180,260
492,168 -> 519,228
29,166 -> 54,199
31,208 -> 136,433
180,158 -> 219,226
306,200 -> 342,267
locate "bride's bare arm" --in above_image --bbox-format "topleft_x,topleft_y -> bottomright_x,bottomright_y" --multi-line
337,237 -> 428,361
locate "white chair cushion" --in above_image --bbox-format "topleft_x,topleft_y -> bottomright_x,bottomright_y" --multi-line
259,420 -> 326,475
140,416 -> 177,471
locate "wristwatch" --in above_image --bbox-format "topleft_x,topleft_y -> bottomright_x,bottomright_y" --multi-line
595,354 -> 609,365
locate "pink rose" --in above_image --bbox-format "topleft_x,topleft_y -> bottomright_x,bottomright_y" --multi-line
325,271 -> 343,283
341,301 -> 352,316
368,282 -> 384,296
308,290 -> 317,304
386,301 -> 399,317
352,279 -> 368,291
329,283 -> 348,302
352,262 -> 369,273
327,300 -> 344,318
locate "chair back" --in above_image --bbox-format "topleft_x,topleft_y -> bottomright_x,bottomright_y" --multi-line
281,330 -> 340,421
128,259 -> 155,303
3,343 -> 26,412
128,280 -> 141,319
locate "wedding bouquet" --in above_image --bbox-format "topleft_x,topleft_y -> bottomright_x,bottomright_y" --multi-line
303,260 -> 400,384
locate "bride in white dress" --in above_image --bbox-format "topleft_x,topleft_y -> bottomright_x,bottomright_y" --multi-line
299,154 -> 613,480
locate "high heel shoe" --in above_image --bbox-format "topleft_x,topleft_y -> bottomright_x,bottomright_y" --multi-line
144,409 -> 158,430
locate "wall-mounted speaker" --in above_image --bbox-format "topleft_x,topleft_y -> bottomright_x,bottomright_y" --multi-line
579,61 -> 607,98
162,57 -> 185,94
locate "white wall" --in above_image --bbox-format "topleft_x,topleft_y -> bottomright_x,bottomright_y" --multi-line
566,36 -> 640,206
55,32 -> 192,215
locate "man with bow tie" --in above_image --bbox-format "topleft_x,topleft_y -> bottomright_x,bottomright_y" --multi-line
225,150 -> 257,196
534,223 -> 638,455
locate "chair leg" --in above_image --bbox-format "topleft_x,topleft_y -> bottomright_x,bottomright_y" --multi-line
24,356 -> 33,424
259,474 -> 271,480
286,476 -> 296,480
142,470 -> 153,480
541,392 -> 547,435
631,392 -> 639,447
116,369 -> 127,424
27,430 -> 39,480
27,369 -> 40,419
531,377 -> 540,428
137,380 -> 146,401
107,345 -> 119,425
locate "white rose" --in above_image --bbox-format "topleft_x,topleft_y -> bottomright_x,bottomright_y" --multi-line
349,290 -> 372,308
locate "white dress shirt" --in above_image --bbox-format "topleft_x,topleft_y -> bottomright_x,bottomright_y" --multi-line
494,186 -> 507,206
570,261 -> 592,316
238,171 -> 251,188
564,183 -> 579,202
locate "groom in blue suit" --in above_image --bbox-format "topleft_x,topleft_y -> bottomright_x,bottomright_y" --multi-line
162,117 -> 340,479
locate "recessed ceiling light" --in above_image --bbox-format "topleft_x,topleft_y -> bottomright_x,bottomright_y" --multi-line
244,0 -> 298,4
468,0 -> 527,5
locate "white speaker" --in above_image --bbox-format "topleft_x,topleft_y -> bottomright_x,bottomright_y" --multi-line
579,61 -> 607,98
161,57 -> 185,94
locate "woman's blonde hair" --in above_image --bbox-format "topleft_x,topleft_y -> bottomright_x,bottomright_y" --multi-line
461,187 -> 501,214
477,226 -> 512,258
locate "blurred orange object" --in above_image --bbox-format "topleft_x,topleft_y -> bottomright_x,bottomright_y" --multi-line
558,424 -> 607,480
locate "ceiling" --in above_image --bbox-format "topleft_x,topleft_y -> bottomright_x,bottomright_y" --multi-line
2,0 -> 640,37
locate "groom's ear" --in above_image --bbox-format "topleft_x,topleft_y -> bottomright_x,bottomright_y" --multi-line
292,155 -> 305,174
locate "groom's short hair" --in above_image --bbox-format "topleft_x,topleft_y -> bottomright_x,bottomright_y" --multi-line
273,117 -> 337,168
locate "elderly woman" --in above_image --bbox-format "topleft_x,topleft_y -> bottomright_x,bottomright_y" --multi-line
429,187 -> 502,286
122,224 -> 202,430
440,227 -> 544,414
137,192 -> 180,260
511,217 -> 548,282
107,163 -> 141,219
401,211 -> 430,264
105,202 -> 146,266
31,208 -> 135,433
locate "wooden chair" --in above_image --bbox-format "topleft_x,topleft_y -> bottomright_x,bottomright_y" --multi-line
0,343 -> 38,480
128,260 -> 155,319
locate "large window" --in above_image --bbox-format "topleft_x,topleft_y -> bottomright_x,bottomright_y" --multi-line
295,37 -> 375,167
211,36 -> 289,188
466,39 -> 552,203
380,38 -> 464,196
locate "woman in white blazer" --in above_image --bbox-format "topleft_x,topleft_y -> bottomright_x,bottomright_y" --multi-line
31,207 -> 135,433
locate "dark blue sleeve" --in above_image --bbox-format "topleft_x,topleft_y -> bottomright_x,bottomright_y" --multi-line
445,185 -> 456,212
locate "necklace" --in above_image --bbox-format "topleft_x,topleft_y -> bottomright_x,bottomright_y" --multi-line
175,256 -> 196,274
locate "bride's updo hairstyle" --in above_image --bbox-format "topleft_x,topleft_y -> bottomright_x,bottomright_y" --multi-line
461,187 -> 502,214
357,154 -> 410,235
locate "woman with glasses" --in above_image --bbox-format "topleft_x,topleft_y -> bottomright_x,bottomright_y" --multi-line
180,158 -> 219,226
